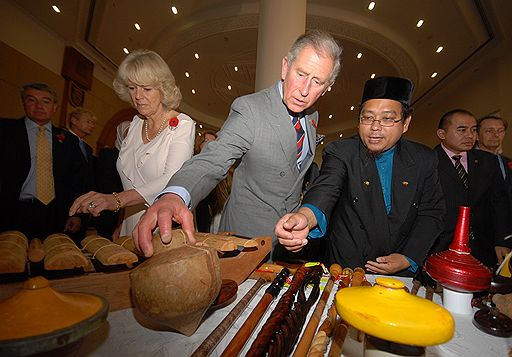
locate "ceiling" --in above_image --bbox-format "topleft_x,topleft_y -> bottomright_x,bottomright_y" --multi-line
9,0 -> 511,141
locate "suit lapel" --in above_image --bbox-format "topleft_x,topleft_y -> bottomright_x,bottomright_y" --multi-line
267,82 -> 298,171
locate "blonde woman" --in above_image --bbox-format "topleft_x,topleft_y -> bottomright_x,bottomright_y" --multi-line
70,49 -> 195,237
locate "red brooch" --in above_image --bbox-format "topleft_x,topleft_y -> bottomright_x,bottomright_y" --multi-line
169,117 -> 179,130
56,133 -> 65,143
312,119 -> 317,129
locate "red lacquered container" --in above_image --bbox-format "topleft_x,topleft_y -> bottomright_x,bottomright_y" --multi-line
424,206 -> 492,293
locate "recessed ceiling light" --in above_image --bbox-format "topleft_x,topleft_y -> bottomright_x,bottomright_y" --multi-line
357,52 -> 363,59
191,89 -> 196,94
370,73 -> 376,79
350,106 -> 355,111
329,114 -> 333,119
436,46 -> 444,53
199,124 -> 203,129
134,23 -> 141,31
171,6 -> 178,15
227,85 -> 232,90
185,72 -> 190,78
52,5 -> 61,13
339,133 -> 343,138
194,53 -> 200,59
368,2 -> 376,11
123,48 -> 129,54
431,72 -> 438,78
234,66 -> 238,72
416,19 -> 424,28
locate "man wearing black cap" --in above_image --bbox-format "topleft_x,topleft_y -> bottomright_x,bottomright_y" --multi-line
275,76 -> 445,276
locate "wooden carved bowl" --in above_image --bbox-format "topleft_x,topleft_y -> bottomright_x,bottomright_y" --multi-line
130,244 -> 222,336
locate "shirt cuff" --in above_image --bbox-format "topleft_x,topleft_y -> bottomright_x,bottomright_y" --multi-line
405,256 -> 419,273
157,186 -> 191,208
302,203 -> 327,239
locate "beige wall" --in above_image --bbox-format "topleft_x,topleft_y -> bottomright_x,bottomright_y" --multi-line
0,41 -> 128,153
408,43 -> 512,157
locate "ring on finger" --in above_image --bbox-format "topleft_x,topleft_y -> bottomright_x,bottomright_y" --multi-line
87,201 -> 97,209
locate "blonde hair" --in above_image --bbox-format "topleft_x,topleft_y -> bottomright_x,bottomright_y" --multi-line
113,49 -> 182,110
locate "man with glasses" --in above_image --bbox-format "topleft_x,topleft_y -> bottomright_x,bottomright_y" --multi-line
275,76 -> 445,276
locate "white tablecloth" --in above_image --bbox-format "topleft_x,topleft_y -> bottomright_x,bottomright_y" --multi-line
77,275 -> 512,356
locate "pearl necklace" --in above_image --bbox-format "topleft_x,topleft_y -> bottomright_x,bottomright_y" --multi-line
144,116 -> 168,142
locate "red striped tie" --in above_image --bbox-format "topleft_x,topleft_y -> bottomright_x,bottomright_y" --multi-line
293,116 -> 305,160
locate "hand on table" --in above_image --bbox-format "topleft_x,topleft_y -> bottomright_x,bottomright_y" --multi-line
132,193 -> 196,257
365,253 -> 410,275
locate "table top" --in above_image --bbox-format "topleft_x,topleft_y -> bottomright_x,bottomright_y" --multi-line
77,275 -> 512,356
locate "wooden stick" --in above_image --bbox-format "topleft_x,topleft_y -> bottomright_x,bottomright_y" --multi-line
307,268 -> 352,357
327,316 -> 349,357
191,278 -> 268,357
219,267 -> 290,357
293,264 -> 342,357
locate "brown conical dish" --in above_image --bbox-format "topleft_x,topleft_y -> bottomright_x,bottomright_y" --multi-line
0,276 -> 109,356
130,244 -> 222,336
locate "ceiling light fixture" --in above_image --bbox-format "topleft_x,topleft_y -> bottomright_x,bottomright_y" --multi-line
234,66 -> 238,72
371,73 -> 376,79
134,23 -> 141,30
191,89 -> 196,94
194,53 -> 199,59
52,5 -> 61,13
357,52 -> 363,59
227,85 -> 232,90
368,2 -> 376,11
185,72 -> 190,78
416,19 -> 424,28
431,72 -> 438,78
171,6 -> 178,15
436,46 -> 444,53
123,48 -> 129,54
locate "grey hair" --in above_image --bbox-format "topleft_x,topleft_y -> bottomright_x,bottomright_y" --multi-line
113,49 -> 182,110
21,83 -> 58,103
286,30 -> 343,83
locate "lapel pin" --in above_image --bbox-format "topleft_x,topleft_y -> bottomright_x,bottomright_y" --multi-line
363,180 -> 370,186
402,181 -> 409,186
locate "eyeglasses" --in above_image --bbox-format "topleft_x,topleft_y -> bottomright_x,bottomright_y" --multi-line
359,115 -> 402,127
483,128 -> 506,135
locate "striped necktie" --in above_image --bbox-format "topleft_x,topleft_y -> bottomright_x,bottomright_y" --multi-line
292,116 -> 305,160
452,155 -> 468,189
36,126 -> 55,205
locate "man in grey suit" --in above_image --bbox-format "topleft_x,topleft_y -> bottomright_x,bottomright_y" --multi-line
133,30 -> 342,258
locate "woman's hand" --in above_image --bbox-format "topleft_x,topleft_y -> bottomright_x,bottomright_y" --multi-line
69,191 -> 117,217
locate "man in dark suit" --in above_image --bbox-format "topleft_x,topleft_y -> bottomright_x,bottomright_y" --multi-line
0,83 -> 86,239
476,116 -> 512,207
431,109 -> 511,268
276,76 -> 445,276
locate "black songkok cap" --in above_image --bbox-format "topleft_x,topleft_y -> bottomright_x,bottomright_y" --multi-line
361,76 -> 414,106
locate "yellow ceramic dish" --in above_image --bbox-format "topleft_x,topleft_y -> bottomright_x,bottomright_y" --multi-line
335,277 -> 454,346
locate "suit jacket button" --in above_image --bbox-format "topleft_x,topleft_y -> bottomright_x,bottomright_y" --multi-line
353,197 -> 359,203
280,171 -> 285,177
